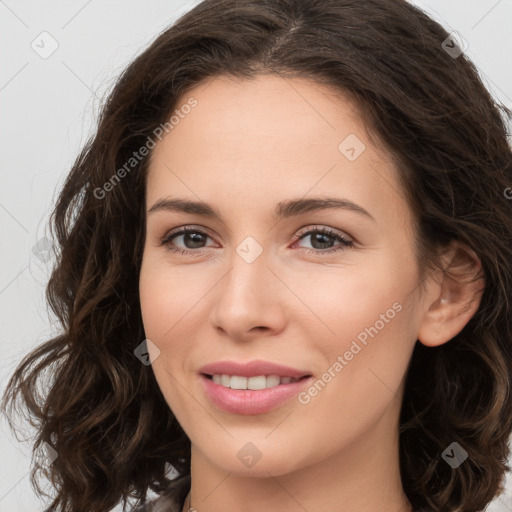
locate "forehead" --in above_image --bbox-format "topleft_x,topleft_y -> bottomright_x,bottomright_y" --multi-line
157,73 -> 364,158
146,73 -> 411,231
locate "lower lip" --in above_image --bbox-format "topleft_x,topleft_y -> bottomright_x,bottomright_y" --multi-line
200,374 -> 313,415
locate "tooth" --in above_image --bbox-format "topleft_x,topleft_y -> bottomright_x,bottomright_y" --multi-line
211,374 -> 302,389
266,375 -> 280,388
230,375 -> 248,389
247,375 -> 267,390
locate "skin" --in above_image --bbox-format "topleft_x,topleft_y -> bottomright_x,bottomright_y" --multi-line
139,74 -> 484,512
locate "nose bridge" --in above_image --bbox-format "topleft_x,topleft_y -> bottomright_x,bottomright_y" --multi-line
211,232 -> 286,335
223,234 -> 271,304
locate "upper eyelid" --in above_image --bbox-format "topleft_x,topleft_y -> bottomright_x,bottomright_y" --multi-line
163,225 -> 217,241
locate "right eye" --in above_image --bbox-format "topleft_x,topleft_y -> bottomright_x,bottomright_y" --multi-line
160,226 -> 216,254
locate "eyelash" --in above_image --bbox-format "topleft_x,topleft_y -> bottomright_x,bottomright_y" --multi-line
159,225 -> 354,256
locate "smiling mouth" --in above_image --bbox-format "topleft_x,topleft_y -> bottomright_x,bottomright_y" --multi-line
202,373 -> 311,390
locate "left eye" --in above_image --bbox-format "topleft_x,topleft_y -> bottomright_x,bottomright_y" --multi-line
294,227 -> 354,253
160,226 -> 354,255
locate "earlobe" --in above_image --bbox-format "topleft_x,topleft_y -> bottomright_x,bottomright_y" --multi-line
417,243 -> 485,348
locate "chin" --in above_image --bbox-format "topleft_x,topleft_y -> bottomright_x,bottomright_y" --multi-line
196,436 -> 312,477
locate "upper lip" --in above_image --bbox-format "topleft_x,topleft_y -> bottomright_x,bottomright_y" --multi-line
199,359 -> 311,379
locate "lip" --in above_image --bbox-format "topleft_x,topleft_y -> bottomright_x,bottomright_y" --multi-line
198,359 -> 311,379
200,373 -> 314,415
198,359 -> 313,415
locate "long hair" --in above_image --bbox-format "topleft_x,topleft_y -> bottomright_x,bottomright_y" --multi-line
2,1 -> 512,511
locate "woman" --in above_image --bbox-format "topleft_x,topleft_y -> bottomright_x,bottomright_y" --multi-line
2,1 -> 512,511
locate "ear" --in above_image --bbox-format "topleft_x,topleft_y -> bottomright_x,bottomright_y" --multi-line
417,242 -> 485,347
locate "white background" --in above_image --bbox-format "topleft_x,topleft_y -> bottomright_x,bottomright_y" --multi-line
1,0 -> 512,510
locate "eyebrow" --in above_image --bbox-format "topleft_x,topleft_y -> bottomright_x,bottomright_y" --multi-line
147,196 -> 375,222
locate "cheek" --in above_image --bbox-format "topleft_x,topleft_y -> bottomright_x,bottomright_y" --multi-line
298,253 -> 417,394
290,262 -> 408,351
139,257 -> 192,414
139,252 -> 214,392
295,286 -> 413,447
139,259 -> 187,400
139,270 -> 171,343
139,252 -> 201,342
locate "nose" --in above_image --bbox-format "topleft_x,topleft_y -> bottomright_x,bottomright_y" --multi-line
209,246 -> 288,342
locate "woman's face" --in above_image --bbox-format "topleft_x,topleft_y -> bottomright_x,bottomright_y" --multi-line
139,74 -> 428,477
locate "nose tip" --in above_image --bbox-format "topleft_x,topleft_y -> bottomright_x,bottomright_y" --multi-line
209,253 -> 290,341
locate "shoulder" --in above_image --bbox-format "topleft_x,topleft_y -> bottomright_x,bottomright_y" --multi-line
132,475 -> 191,512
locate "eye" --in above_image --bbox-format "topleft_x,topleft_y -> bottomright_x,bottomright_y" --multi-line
292,226 -> 354,254
159,225 -> 354,255
159,226 -> 215,255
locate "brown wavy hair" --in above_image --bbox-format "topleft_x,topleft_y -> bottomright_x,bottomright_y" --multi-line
2,0 -> 512,511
